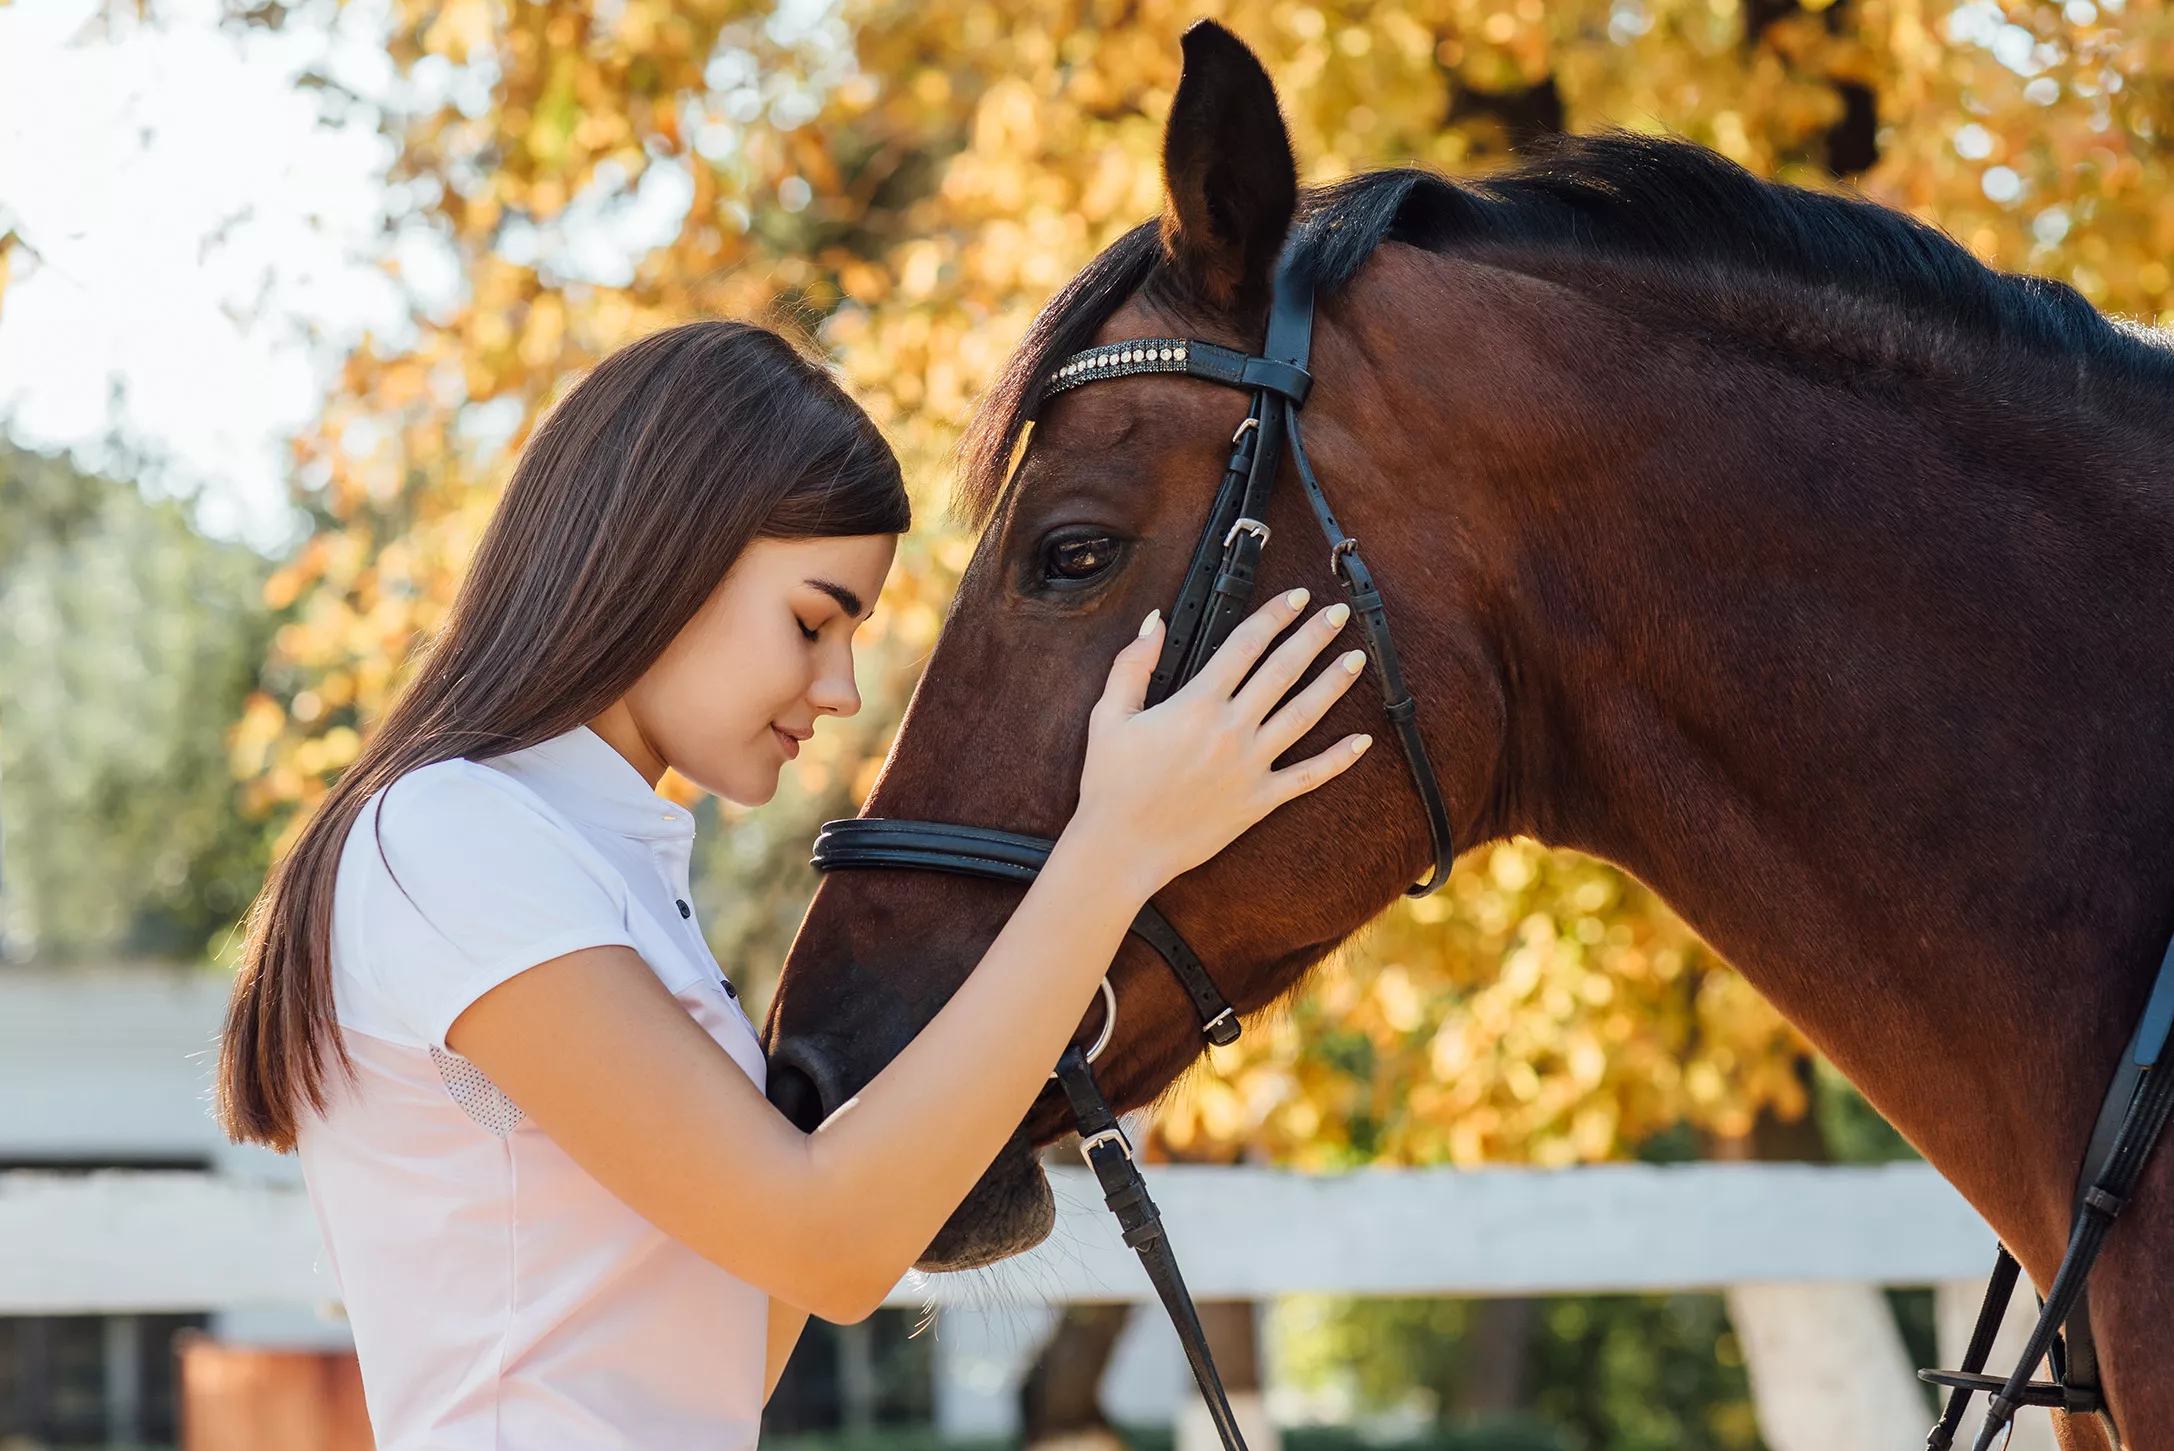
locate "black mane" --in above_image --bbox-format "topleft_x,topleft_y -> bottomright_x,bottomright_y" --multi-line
958,130 -> 2173,525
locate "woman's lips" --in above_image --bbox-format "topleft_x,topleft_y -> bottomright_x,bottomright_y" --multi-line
772,725 -> 801,759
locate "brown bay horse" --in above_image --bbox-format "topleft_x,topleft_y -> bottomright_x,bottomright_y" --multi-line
765,23 -> 2174,1445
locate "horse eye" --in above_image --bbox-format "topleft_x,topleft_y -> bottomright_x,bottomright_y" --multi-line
1044,534 -> 1120,582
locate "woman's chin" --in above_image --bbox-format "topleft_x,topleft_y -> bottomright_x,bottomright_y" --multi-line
915,1138 -> 1056,1271
696,762 -> 776,808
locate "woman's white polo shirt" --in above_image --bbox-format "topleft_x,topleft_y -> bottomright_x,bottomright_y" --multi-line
297,725 -> 769,1450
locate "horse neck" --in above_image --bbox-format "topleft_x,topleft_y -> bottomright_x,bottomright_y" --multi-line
1339,247 -> 2174,1257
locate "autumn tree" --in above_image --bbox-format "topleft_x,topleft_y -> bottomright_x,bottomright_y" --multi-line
238,0 -> 2173,1152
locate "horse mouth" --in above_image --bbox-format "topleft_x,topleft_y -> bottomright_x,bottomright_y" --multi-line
916,1134 -> 1056,1271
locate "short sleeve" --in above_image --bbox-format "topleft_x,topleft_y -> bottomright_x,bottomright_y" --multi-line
337,761 -> 639,1051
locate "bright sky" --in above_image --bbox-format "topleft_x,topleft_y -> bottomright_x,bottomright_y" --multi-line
0,0 -> 405,548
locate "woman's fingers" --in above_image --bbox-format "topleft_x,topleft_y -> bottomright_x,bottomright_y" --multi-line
1233,601 -> 1354,724
1095,610 -> 1165,720
1265,733 -> 1374,808
1184,588 -> 1311,702
1073,587 -> 1382,899
1258,644 -> 1369,758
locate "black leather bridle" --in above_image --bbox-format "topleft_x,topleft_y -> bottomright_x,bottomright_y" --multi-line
810,255 -> 1454,1451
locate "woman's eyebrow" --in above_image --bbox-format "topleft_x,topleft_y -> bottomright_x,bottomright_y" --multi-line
803,578 -> 869,618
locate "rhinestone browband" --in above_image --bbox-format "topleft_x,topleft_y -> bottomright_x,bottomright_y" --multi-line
1042,339 -> 1196,396
1037,335 -> 1313,411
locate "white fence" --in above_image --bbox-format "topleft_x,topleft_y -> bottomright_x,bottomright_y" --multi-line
0,967 -> 2055,1449
0,1160 -> 1995,1314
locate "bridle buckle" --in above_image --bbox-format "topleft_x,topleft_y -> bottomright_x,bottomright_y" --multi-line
1224,516 -> 1271,549
1078,1125 -> 1134,1165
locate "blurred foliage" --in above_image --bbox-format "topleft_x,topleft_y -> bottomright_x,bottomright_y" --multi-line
1156,841 -> 1806,1166
763,1308 -> 936,1438
1812,1054 -> 1921,1164
230,0 -> 2167,1158
1226,1039 -> 1921,1444
0,443 -> 270,963
1272,1293 -> 1761,1451
1525,1296 -> 1759,1451
766,1428 -> 1576,1451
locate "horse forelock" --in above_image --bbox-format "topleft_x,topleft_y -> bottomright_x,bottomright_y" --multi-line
956,131 -> 2174,531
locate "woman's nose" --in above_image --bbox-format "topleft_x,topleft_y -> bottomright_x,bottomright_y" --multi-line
810,659 -> 861,717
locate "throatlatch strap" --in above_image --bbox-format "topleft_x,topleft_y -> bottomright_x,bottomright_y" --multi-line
1055,1045 -> 1252,1451
1286,413 -> 1456,896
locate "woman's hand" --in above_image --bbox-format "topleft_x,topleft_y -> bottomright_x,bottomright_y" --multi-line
1069,587 -> 1372,900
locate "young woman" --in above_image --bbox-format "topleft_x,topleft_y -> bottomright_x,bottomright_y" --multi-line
217,319 -> 1371,1450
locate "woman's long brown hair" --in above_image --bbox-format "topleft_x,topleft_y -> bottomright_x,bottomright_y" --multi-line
218,320 -> 910,1150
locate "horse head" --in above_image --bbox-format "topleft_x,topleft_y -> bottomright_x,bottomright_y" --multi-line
765,21 -> 1510,1268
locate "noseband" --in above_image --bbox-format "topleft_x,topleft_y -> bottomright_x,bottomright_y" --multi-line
810,256 -> 1454,1451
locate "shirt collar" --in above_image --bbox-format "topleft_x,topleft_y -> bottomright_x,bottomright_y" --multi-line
488,725 -> 695,843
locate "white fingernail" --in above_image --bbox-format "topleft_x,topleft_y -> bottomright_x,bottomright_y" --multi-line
1326,603 -> 1351,628
1342,650 -> 1366,674
1352,734 -> 1373,754
1139,608 -> 1162,638
1284,588 -> 1309,611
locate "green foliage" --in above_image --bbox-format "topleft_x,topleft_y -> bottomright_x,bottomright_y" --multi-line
763,1436 -> 990,1451
1813,1057 -> 1923,1166
1527,1297 -> 1760,1451
1274,1292 -> 1762,1451
764,1308 -> 938,1439
0,442 -> 270,963
1130,1424 -> 1570,1451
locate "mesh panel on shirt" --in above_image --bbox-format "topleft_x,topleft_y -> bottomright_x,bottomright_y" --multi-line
429,1046 -> 526,1136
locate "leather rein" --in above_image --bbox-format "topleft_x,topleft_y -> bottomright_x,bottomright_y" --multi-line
809,254 -> 2174,1451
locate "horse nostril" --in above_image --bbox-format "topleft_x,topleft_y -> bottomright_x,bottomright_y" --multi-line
765,1039 -> 838,1133
766,1060 -> 826,1133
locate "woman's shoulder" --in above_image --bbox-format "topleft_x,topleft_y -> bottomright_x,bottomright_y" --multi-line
332,756 -> 638,1051
349,756 -> 597,865
337,754 -> 631,922
366,756 -> 553,839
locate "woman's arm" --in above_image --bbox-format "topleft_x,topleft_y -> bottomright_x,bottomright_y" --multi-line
446,833 -> 1140,1322
447,594 -> 1368,1322
765,1298 -> 809,1402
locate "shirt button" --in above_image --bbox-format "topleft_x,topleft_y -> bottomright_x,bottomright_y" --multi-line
676,899 -> 691,919
720,977 -> 738,999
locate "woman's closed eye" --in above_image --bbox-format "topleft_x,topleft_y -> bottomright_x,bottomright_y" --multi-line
796,615 -> 821,643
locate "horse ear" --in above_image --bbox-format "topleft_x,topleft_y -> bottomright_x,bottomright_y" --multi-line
1160,21 -> 1298,310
